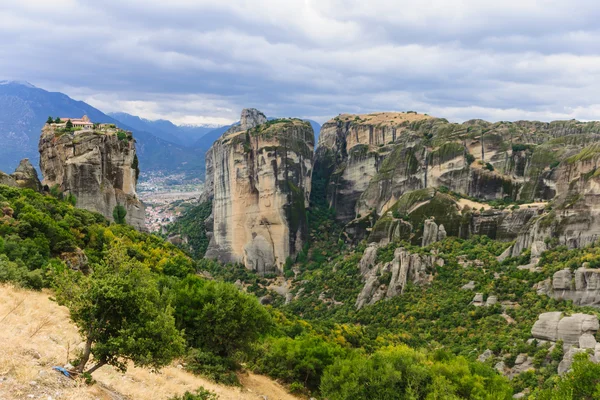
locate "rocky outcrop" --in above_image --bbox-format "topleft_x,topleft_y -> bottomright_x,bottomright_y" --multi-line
38,124 -> 145,230
0,171 -> 17,187
536,266 -> 600,307
422,219 -> 446,246
531,312 -> 599,346
312,113 -> 600,255
0,159 -> 42,191
355,245 -> 442,309
204,109 -> 314,274
11,159 -> 41,191
531,312 -> 600,374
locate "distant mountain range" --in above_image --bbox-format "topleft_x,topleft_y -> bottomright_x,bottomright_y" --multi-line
0,81 -> 207,175
0,81 -> 322,178
107,112 -> 221,147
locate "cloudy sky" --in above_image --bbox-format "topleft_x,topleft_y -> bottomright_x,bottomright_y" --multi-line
2,0 -> 600,125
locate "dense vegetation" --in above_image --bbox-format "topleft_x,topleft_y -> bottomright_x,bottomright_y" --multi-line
7,167 -> 600,400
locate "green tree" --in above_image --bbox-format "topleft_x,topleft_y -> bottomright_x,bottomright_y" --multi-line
53,243 -> 185,375
532,353 -> 600,399
54,117 -> 62,123
46,116 -> 54,124
321,346 -> 431,400
65,119 -> 73,130
113,205 -> 127,224
172,275 -> 272,357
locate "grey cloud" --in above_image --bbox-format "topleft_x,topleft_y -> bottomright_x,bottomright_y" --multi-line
2,0 -> 600,124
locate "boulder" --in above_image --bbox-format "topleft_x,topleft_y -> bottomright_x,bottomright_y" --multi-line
359,243 -> 379,276
485,295 -> 498,307
472,293 -> 484,306
478,349 -> 493,362
557,313 -> 600,346
558,347 -> 589,375
579,333 -> 597,349
531,312 -> 563,341
553,269 -> 573,290
461,281 -> 476,290
0,171 -> 16,187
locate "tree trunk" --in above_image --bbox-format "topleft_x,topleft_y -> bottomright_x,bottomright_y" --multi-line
85,361 -> 106,375
77,337 -> 93,373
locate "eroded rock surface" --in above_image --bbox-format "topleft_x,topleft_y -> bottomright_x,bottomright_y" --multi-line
39,124 -> 145,230
537,267 -> 600,307
204,109 -> 314,274
531,311 -> 600,374
355,246 -> 442,309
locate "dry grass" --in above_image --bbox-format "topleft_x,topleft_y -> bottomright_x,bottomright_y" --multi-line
0,285 -> 300,400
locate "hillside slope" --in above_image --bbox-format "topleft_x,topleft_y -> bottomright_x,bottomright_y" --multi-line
0,285 -> 300,400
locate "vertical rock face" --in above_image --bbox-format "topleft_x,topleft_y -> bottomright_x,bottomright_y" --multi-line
204,109 -> 314,274
38,124 -> 145,230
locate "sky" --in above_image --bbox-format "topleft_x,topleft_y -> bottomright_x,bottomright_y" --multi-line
2,0 -> 600,125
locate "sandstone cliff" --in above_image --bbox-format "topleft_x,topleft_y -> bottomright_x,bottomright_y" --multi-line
313,113 -> 600,252
39,124 -> 145,230
204,109 -> 314,274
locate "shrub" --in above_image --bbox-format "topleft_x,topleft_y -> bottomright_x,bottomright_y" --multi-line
466,153 -> 476,164
485,162 -> 494,171
185,349 -> 239,385
168,387 -> 219,400
253,334 -> 346,392
173,276 -> 272,357
112,205 -> 127,224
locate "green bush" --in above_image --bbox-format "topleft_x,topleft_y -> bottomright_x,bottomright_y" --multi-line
112,205 -> 127,224
173,276 -> 272,357
184,349 -> 239,385
252,334 -> 346,392
168,387 -> 219,400
321,346 -> 512,400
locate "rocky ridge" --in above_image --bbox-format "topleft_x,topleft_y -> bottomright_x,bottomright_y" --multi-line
38,123 -> 145,230
313,113 -> 600,258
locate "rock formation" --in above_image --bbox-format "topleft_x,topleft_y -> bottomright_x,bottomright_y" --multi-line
11,159 -> 42,191
38,124 -> 145,230
422,219 -> 446,246
312,113 -> 600,254
203,109 -> 314,274
0,159 -> 42,191
531,312 -> 600,374
355,244 -> 442,309
536,266 -> 600,307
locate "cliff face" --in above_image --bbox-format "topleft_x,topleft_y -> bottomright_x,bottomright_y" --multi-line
204,109 -> 314,274
313,113 -> 600,252
39,124 -> 145,230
